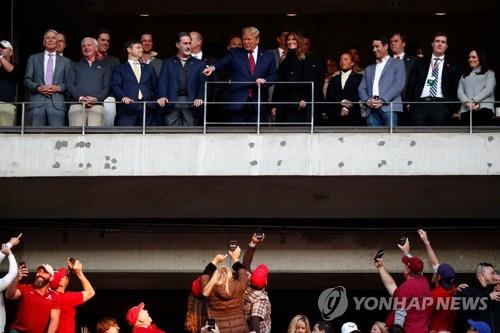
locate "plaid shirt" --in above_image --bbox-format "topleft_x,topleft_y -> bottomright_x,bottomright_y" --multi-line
243,287 -> 271,333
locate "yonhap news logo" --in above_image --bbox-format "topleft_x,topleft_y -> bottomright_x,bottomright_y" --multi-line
318,286 -> 349,321
318,286 -> 490,321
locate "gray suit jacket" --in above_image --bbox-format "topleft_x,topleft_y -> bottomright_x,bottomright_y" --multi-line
358,57 -> 406,114
24,52 -> 71,111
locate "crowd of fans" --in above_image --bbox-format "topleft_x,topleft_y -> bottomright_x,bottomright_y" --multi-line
0,26 -> 497,128
0,230 -> 499,333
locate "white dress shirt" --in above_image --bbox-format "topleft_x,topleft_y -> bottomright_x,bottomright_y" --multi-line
192,52 -> 203,60
421,55 -> 445,98
372,55 -> 389,97
393,52 -> 405,60
341,70 -> 352,89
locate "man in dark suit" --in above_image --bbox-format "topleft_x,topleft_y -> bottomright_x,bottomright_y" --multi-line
204,26 -> 278,124
358,36 -> 406,127
24,29 -> 71,127
157,32 -> 206,127
390,32 -> 416,126
408,32 -> 461,126
110,39 -> 158,126
189,31 -> 218,126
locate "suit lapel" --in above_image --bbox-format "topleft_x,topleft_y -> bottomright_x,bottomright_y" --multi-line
379,58 -> 392,81
38,53 -> 46,82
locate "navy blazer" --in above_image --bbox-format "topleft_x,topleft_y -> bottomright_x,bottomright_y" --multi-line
157,56 -> 206,111
214,47 -> 278,110
110,62 -> 158,112
358,57 -> 406,114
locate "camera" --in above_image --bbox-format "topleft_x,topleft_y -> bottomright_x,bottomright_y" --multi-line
229,240 -> 238,252
207,319 -> 216,332
398,233 -> 408,246
255,228 -> 264,240
373,249 -> 385,262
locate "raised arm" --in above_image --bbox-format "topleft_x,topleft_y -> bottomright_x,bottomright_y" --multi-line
374,258 -> 397,296
71,259 -> 96,302
0,244 -> 18,292
243,233 -> 265,272
418,229 -> 439,271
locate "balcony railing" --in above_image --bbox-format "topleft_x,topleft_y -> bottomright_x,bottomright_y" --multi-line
1,81 -> 499,135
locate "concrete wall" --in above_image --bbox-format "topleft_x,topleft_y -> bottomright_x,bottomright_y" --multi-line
4,229 -> 497,274
1,133 -> 500,177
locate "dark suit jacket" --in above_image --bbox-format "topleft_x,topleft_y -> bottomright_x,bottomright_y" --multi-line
110,61 -> 158,113
273,53 -> 318,110
326,71 -> 363,113
401,54 -> 416,101
24,52 -> 71,111
157,56 -> 206,111
214,47 -> 278,110
408,56 -> 461,104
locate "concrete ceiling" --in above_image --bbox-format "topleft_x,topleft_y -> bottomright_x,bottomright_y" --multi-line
23,0 -> 497,15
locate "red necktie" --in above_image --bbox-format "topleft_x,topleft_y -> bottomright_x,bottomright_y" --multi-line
248,51 -> 256,98
248,51 -> 256,76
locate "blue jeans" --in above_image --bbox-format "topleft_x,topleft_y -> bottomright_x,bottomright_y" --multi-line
367,110 -> 398,127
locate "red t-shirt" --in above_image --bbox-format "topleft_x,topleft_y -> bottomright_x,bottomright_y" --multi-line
11,284 -> 60,333
386,275 -> 431,333
55,291 -> 85,333
132,324 -> 166,333
427,285 -> 457,332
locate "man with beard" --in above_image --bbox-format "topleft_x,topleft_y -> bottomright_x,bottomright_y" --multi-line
157,32 -> 205,126
6,263 -> 60,333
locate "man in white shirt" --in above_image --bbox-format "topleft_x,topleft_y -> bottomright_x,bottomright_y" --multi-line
358,35 -> 406,127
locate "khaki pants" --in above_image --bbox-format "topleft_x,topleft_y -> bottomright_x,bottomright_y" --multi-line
0,103 -> 16,126
68,104 -> 104,126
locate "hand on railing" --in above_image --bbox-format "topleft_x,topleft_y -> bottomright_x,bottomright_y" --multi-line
121,97 -> 134,105
193,99 -> 203,108
255,78 -> 267,85
157,97 -> 168,108
298,100 -> 307,109
79,96 -> 98,108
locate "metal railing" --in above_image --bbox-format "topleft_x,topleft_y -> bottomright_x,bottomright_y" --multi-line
1,81 -> 499,135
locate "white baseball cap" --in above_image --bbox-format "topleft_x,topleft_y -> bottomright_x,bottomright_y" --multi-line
0,40 -> 13,50
36,264 -> 55,276
341,322 -> 360,333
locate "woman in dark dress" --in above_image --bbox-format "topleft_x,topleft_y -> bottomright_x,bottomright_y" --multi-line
325,52 -> 364,126
272,31 -> 317,125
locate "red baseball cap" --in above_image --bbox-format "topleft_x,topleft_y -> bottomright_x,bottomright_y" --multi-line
126,302 -> 144,326
402,255 -> 424,274
191,276 -> 203,297
250,264 -> 269,289
49,267 -> 68,289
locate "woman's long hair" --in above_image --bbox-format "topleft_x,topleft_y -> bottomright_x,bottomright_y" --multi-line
287,315 -> 311,333
285,31 -> 306,61
463,49 -> 490,78
202,266 -> 233,297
